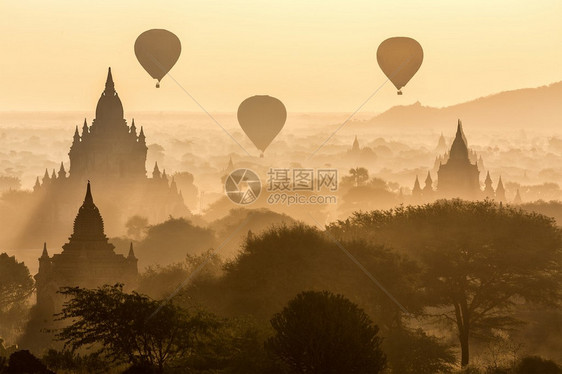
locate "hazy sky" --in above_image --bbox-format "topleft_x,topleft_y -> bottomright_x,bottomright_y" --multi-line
1,1 -> 561,113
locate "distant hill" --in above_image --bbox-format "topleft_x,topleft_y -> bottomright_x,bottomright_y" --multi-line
359,81 -> 562,130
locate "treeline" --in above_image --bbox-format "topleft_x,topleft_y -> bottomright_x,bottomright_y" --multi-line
2,200 -> 562,373
131,200 -> 562,372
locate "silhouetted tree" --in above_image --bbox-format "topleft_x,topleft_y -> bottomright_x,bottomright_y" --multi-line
514,356 -> 562,374
0,253 -> 33,343
181,317 -> 286,373
266,291 -> 386,374
136,217 -> 216,267
0,253 -> 33,311
5,350 -> 54,374
125,215 -> 149,240
138,249 -> 223,300
0,176 -> 21,194
346,167 -> 369,187
190,224 -> 421,328
209,208 -> 296,258
56,284 -> 216,372
383,327 -> 455,373
329,200 -> 562,367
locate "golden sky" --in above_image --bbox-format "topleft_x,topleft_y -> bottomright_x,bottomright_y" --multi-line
1,0 -> 561,113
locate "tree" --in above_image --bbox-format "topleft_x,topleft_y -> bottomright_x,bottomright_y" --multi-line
328,200 -> 562,367
5,350 -> 54,374
383,328 -> 455,374
56,284 -> 216,372
191,224 -> 421,327
182,317 -> 286,374
138,249 -> 224,300
0,176 -> 21,194
0,253 -> 33,343
514,356 -> 562,374
0,253 -> 33,312
266,291 -> 386,374
42,349 -> 108,373
346,167 -> 369,187
136,217 -> 216,267
209,208 -> 296,258
125,215 -> 149,240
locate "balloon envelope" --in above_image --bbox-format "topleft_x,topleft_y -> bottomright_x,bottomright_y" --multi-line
377,37 -> 423,94
237,95 -> 287,154
135,29 -> 181,86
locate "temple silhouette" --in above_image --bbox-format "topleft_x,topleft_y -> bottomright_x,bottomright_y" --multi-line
35,182 -> 138,316
412,120 -> 511,203
24,68 -> 189,247
68,67 -> 148,180
346,135 -> 376,164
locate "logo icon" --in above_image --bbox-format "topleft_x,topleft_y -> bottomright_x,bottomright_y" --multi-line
225,168 -> 261,205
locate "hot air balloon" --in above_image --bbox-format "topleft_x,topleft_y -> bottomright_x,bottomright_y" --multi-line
377,37 -> 423,95
237,95 -> 287,157
134,29 -> 181,88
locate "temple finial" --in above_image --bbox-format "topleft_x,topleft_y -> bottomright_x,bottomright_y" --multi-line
41,242 -> 49,258
58,162 -> 66,178
152,162 -> 161,179
128,242 -> 136,259
105,67 -> 115,93
84,181 -> 94,205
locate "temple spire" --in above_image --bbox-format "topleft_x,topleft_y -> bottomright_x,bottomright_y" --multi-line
483,171 -> 494,198
423,171 -> 434,198
139,126 -> 146,143
82,119 -> 89,136
413,175 -> 422,196
105,67 -> 115,93
225,156 -> 235,174
448,119 -> 469,162
71,181 -> 105,241
513,189 -> 522,204
425,171 -> 433,187
130,118 -> 137,135
127,242 -> 136,260
495,176 -> 506,202
153,162 -> 161,179
485,171 -> 492,185
58,162 -> 66,179
352,135 -> 360,152
84,180 -> 94,205
41,242 -> 49,258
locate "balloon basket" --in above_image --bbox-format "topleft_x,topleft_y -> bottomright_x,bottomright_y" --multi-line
156,82 -> 160,88
397,90 -> 402,95
260,152 -> 264,158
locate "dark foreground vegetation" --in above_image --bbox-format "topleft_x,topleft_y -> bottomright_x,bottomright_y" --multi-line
1,200 -> 561,373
